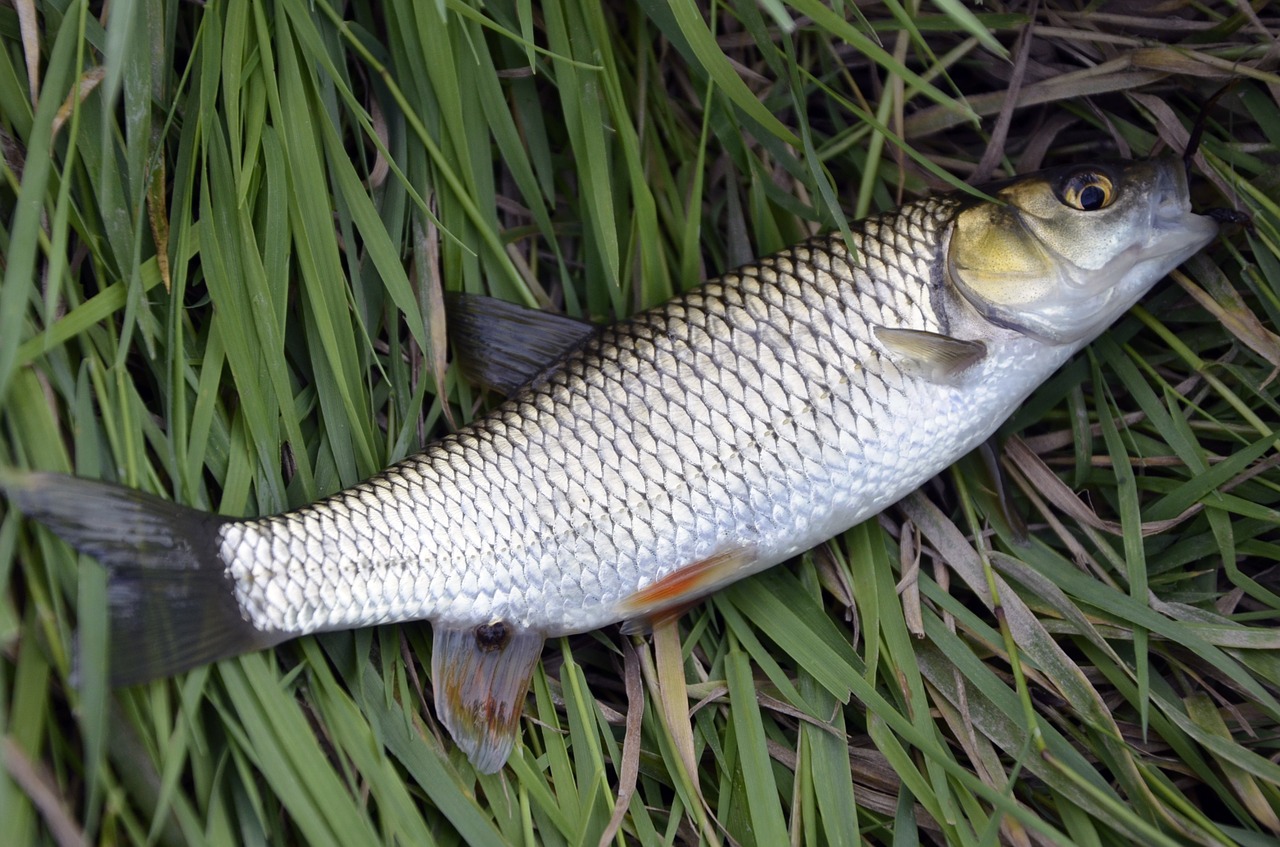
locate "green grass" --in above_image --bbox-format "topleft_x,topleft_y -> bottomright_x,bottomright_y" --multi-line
3,1 -> 1280,844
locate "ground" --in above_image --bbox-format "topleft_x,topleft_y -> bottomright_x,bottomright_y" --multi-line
2,1 -> 1279,845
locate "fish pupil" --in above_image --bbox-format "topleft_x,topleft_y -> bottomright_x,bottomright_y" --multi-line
1079,185 -> 1105,210
474,621 -> 510,652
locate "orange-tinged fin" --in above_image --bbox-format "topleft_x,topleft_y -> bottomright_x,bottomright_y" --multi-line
431,622 -> 544,773
618,599 -> 703,635
617,546 -> 756,630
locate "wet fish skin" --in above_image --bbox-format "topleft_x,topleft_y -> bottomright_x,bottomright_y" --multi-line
222,195 -> 974,638
3,156 -> 1220,772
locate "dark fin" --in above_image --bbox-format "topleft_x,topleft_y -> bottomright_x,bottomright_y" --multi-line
977,438 -> 1029,546
874,325 -> 987,383
431,622 -> 544,773
616,546 -> 756,626
2,470 -> 280,685
446,292 -> 597,394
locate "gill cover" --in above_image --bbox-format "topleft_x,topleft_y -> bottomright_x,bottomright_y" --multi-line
947,157 -> 1219,344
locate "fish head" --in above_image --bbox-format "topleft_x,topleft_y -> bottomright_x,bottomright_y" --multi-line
947,156 -> 1219,344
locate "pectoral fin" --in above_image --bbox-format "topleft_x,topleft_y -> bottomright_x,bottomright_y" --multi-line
874,325 -> 986,383
617,546 -> 756,633
431,622 -> 544,773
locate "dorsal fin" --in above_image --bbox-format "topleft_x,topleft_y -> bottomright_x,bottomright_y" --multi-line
446,293 -> 597,394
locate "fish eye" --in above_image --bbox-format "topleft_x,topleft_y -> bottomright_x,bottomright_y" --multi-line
1059,171 -> 1114,212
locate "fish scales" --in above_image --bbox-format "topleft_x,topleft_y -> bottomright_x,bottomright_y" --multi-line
221,196 -> 969,636
5,156 -> 1220,771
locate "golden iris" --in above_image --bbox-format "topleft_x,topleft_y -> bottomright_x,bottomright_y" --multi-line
1060,171 -> 1114,212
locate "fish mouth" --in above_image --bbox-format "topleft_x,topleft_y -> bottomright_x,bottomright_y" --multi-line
1039,156 -> 1213,293
1131,154 -> 1218,273
1147,156 -> 1217,247
946,154 -> 1220,345
1151,158 -> 1193,229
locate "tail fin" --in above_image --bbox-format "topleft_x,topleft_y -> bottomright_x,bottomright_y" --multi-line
2,470 -> 282,685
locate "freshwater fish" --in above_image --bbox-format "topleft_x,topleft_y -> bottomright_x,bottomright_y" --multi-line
3,156 -> 1218,772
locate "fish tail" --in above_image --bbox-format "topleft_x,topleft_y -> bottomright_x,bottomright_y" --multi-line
3,470 -> 280,685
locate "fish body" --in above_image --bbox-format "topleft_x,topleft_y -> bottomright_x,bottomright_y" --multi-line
223,196 -> 1054,637
5,156 -> 1219,772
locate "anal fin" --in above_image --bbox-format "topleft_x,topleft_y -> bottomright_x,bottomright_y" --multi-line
617,546 -> 756,631
431,622 -> 544,773
874,325 -> 986,383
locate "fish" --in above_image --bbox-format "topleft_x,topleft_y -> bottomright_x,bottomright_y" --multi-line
2,155 -> 1219,773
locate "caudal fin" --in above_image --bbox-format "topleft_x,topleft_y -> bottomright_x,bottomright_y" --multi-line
2,470 -> 281,685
